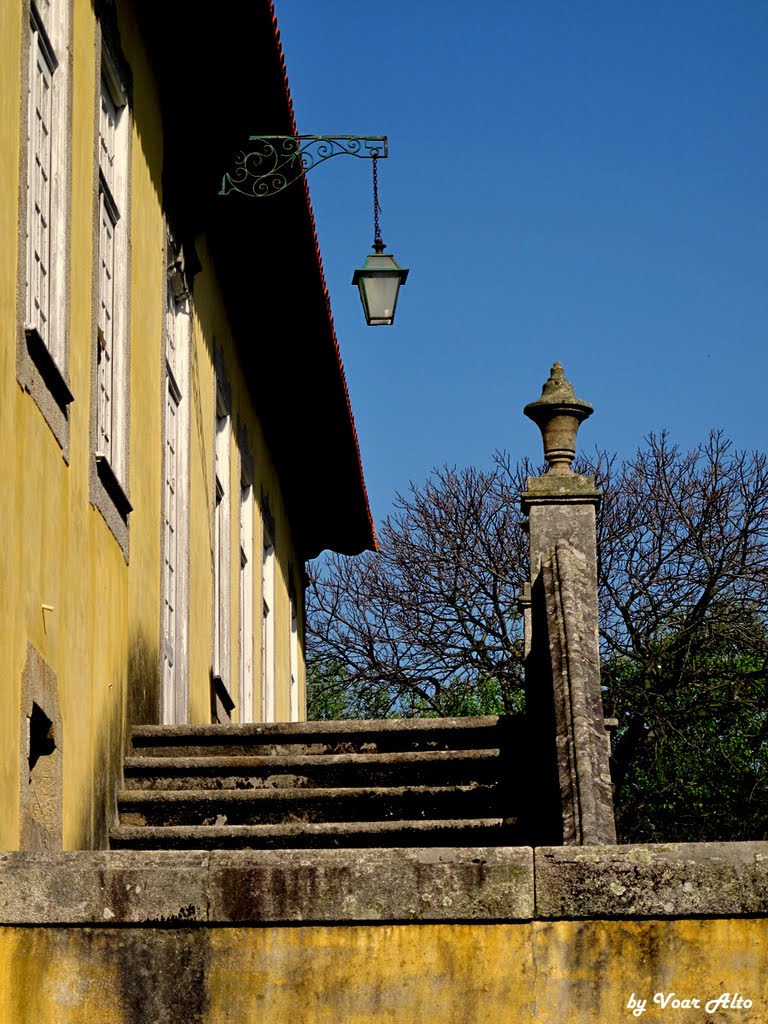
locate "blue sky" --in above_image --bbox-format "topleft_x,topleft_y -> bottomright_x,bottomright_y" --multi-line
276,2 -> 768,527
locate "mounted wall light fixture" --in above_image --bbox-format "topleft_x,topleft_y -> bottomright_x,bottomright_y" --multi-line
220,135 -> 408,327
352,154 -> 409,326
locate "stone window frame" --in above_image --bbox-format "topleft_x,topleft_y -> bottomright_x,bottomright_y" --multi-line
288,571 -> 300,722
19,644 -> 63,851
238,434 -> 255,723
88,27 -> 132,561
212,359 -> 233,717
261,490 -> 276,723
160,237 -> 192,725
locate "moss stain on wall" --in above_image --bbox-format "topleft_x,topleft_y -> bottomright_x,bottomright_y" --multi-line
1,920 -> 766,1024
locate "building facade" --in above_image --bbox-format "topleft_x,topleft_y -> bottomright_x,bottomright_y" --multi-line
0,0 -> 374,850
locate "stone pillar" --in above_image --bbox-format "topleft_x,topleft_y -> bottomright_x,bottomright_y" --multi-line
524,470 -> 600,604
521,363 -> 616,845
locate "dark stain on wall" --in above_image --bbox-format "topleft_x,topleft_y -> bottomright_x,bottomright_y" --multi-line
109,927 -> 212,1024
213,861 -> 342,923
83,713 -> 124,849
73,629 -> 160,849
7,930 -> 54,1024
128,628 -> 161,726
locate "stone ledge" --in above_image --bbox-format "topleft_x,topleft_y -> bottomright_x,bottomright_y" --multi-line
535,842 -> 768,919
521,472 -> 600,510
2,843 -> 767,925
0,850 -> 211,925
131,716 -> 504,739
0,847 -> 533,925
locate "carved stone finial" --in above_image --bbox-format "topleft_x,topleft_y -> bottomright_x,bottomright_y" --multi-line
524,363 -> 593,474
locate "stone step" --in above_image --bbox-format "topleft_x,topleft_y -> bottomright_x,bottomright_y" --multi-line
130,715 -> 514,758
122,748 -> 504,791
117,784 -> 503,827
111,715 -> 530,851
109,816 -> 521,850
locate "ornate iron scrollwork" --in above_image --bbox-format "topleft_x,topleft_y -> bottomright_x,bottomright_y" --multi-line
219,135 -> 388,198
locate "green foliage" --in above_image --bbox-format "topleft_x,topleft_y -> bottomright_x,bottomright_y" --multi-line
307,656 -> 521,721
607,617 -> 768,842
306,658 -> 393,721
438,676 -> 523,718
305,658 -> 354,721
592,432 -> 768,841
379,676 -> 522,720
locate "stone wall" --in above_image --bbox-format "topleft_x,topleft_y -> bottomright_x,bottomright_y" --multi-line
0,843 -> 766,1023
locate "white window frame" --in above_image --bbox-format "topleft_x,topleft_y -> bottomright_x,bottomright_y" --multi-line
261,511 -> 275,723
213,387 -> 232,695
289,585 -> 300,723
239,472 -> 255,723
95,55 -> 130,487
161,259 -> 190,725
25,0 -> 68,361
26,9 -> 55,348
19,0 -> 73,450
89,38 -> 131,558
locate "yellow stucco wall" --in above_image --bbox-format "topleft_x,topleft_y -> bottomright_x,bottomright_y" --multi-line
0,919 -> 766,1023
0,0 -> 30,856
1,0 -> 306,851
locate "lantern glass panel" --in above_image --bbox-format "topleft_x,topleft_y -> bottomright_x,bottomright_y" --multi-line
353,251 -> 408,326
360,274 -> 401,325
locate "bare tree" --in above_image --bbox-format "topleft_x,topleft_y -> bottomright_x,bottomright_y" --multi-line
593,432 -> 768,839
307,462 -> 531,718
307,433 -> 768,839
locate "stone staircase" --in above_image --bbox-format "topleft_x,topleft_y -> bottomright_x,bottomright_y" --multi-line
109,716 -> 527,850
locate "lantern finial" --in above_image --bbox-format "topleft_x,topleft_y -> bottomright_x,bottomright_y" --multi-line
523,363 -> 593,474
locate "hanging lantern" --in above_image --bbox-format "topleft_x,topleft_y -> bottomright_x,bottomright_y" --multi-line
353,239 -> 409,326
352,154 -> 408,326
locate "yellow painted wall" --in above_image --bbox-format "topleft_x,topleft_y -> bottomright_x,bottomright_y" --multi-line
0,0 -> 27,851
0,919 -> 766,1023
1,0 -> 306,851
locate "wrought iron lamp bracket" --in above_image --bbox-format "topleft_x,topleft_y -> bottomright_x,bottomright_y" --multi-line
220,135 -> 388,198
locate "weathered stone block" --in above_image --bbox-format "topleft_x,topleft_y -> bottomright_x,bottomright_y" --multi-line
0,848 -> 535,925
0,851 -> 210,924
539,542 -> 615,845
535,842 -> 768,918
207,846 -> 535,922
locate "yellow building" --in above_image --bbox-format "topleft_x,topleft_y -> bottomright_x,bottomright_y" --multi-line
1,7 -> 766,1020
0,0 -> 375,851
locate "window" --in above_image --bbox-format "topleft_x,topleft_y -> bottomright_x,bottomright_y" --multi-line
239,467 -> 254,723
95,60 -> 129,483
261,498 -> 275,723
161,252 -> 190,725
289,583 -> 300,722
26,9 -> 55,348
19,0 -> 73,449
213,383 -> 232,703
163,369 -> 181,713
90,42 -> 131,555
